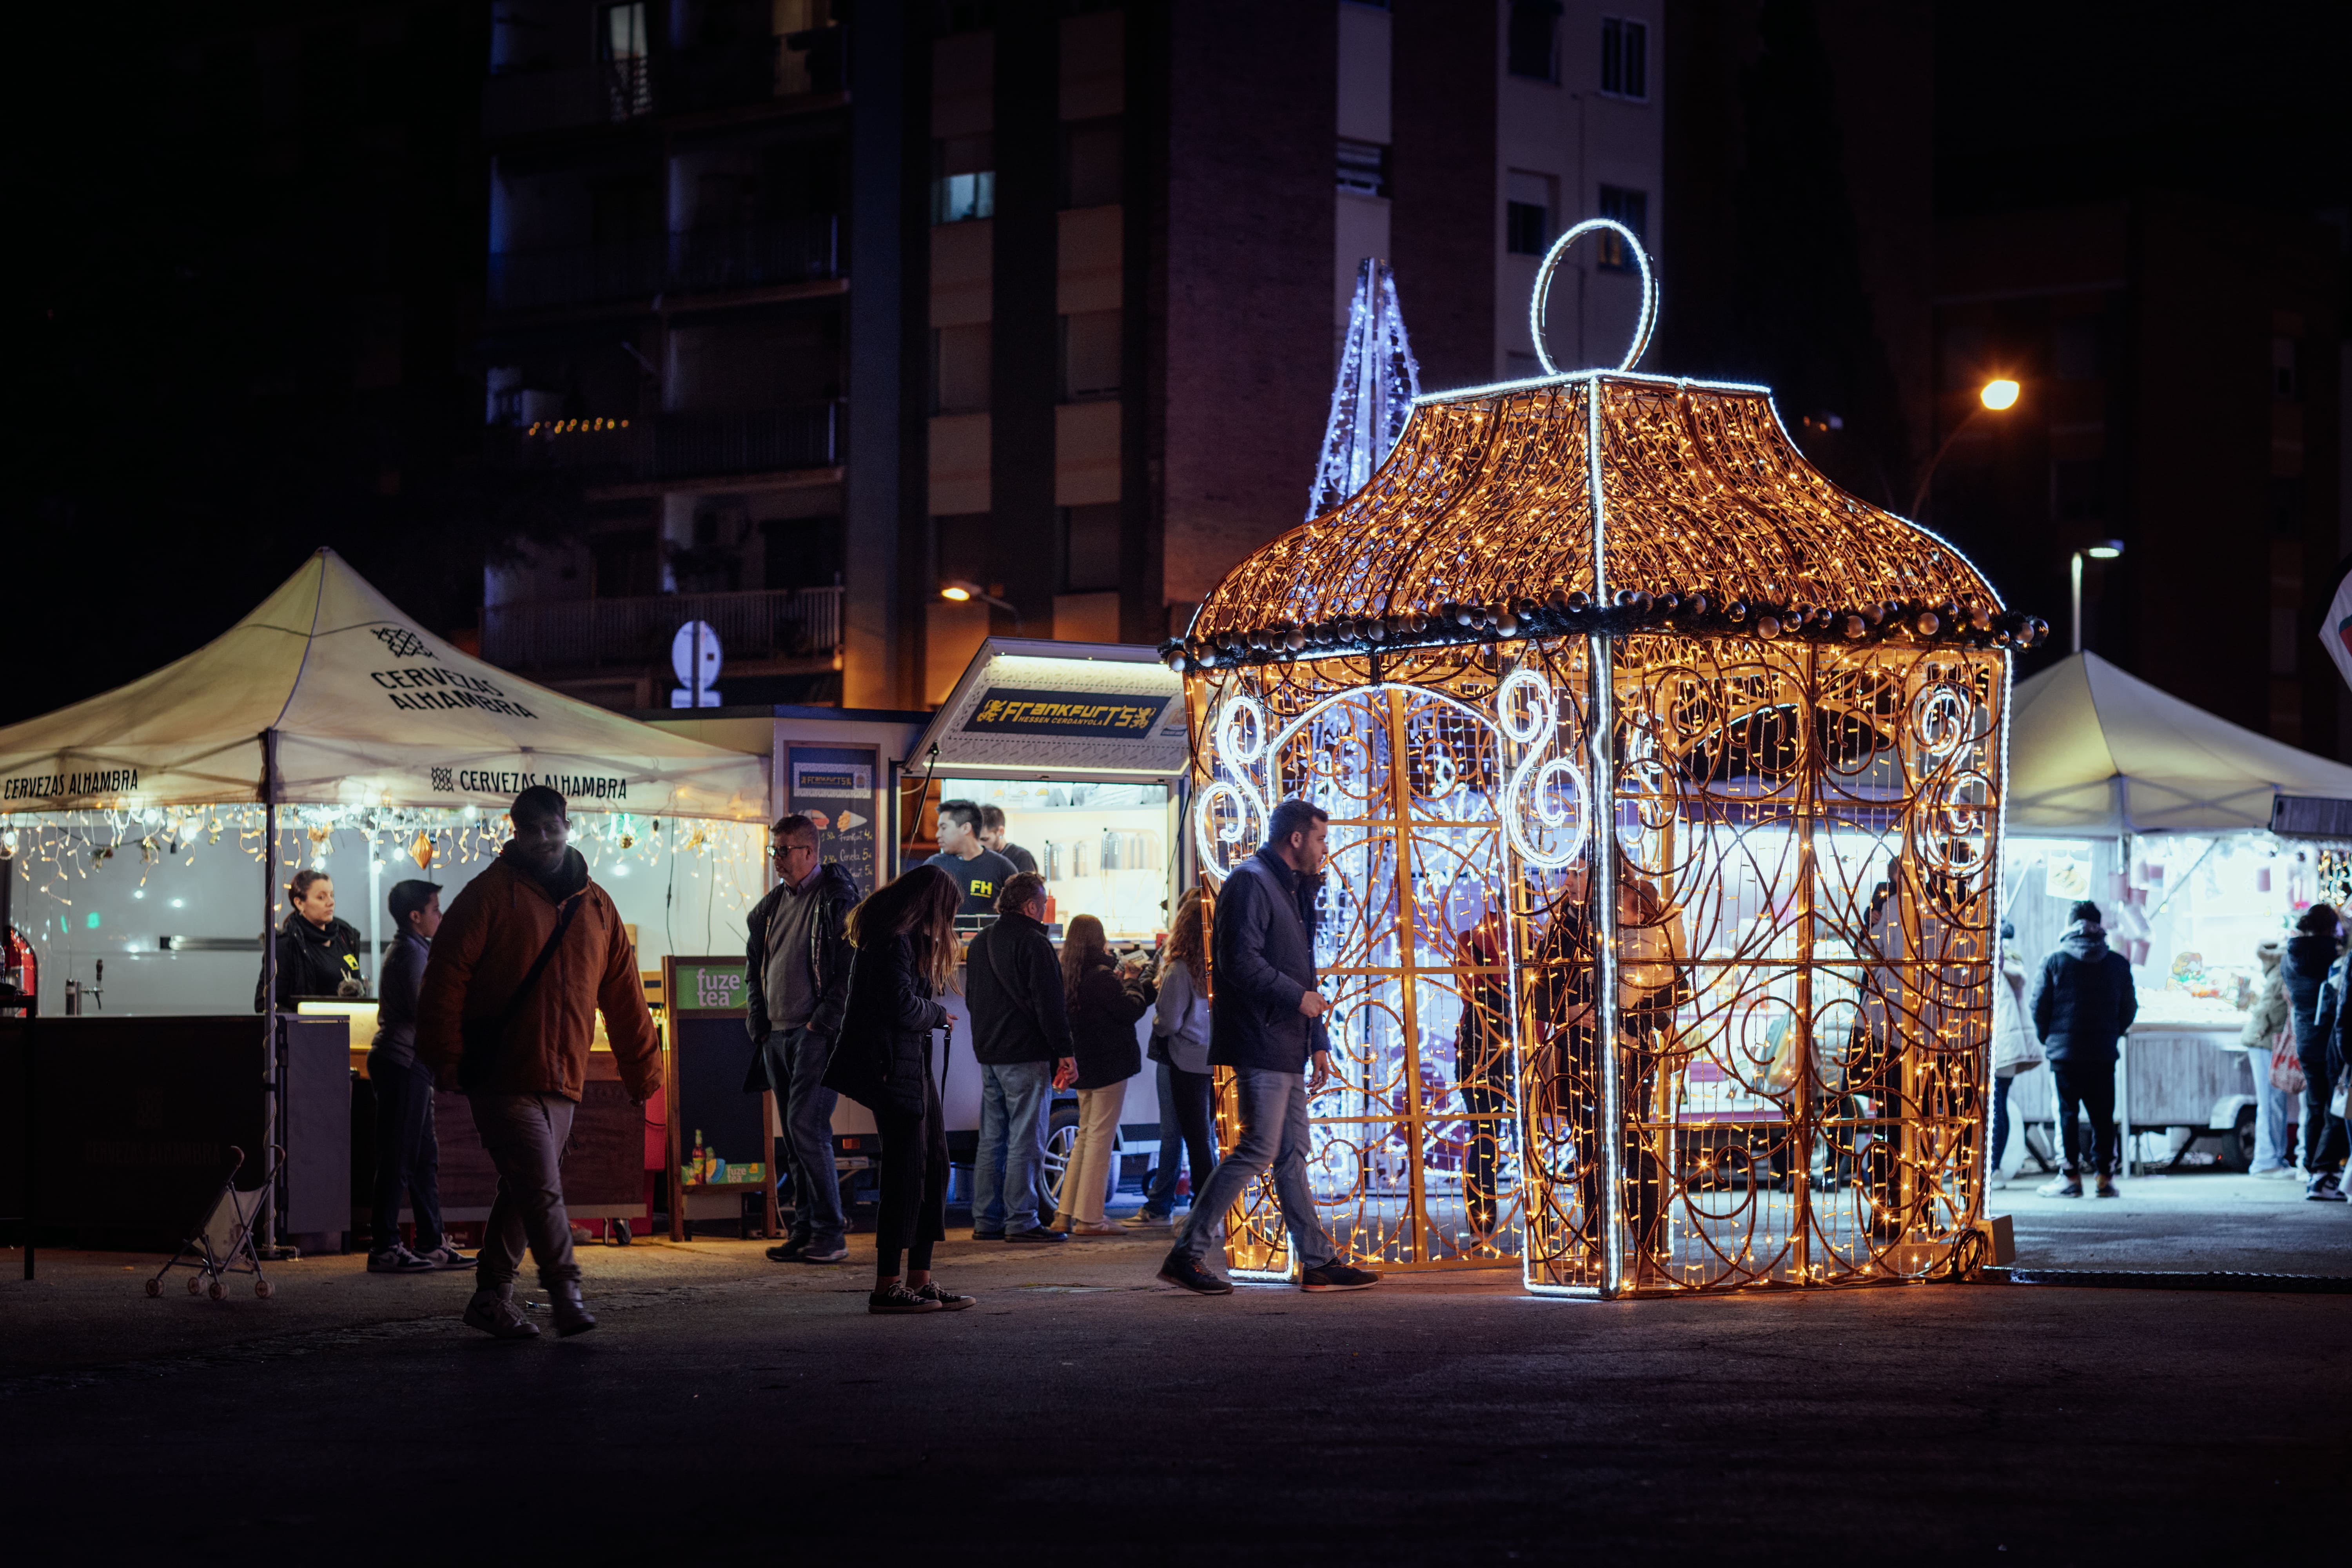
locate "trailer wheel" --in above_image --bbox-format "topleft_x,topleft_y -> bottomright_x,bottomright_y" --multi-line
2223,1105 -> 2256,1173
1037,1102 -> 1081,1220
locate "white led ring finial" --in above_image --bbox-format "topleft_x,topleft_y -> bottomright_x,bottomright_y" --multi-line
1528,218 -> 1657,376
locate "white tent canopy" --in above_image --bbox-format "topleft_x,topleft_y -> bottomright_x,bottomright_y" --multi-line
0,549 -> 764,820
2007,650 -> 2352,835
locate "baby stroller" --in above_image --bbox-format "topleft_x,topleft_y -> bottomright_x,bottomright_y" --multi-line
146,1145 -> 282,1301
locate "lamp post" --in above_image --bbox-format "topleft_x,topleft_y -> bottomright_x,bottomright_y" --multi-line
1908,377 -> 2021,523
2070,539 -> 2124,654
940,579 -> 1024,632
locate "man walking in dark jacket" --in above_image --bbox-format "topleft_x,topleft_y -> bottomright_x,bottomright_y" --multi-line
964,871 -> 1072,1243
2029,900 -> 2138,1198
367,880 -> 468,1273
744,814 -> 864,1263
1158,801 -> 1380,1295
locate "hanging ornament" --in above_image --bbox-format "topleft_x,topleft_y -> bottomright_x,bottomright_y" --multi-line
411,831 -> 435,869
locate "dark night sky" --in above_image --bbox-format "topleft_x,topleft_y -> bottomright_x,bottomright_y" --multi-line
7,1 -> 2347,729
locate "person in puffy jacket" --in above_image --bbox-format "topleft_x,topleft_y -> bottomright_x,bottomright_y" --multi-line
2287,905 -> 2347,1199
1053,914 -> 1149,1236
822,864 -> 976,1314
1987,920 -> 2043,1188
417,788 -> 660,1340
2239,940 -> 2296,1176
254,868 -> 365,1011
2028,900 -> 2136,1197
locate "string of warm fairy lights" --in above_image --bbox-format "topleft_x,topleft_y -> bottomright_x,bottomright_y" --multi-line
0,804 -> 764,927
1181,239 -> 2017,1299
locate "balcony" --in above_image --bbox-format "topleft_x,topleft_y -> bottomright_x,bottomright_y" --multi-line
485,586 -> 844,673
482,30 -> 842,140
487,216 -> 841,315
513,406 -> 840,486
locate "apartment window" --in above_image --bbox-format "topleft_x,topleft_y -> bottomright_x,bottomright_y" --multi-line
1337,138 -> 1389,198
1061,117 -> 1123,209
2054,315 -> 2103,381
2274,336 -> 2301,401
1062,503 -> 1122,593
1601,17 -> 1648,99
1508,0 -> 1562,82
601,2 -> 650,120
1597,185 -> 1647,269
1506,171 -> 1554,256
1060,310 -> 1122,402
931,323 -> 991,414
933,134 -> 995,224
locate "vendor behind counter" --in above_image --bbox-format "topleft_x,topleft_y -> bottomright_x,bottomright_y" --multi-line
256,866 -> 366,1011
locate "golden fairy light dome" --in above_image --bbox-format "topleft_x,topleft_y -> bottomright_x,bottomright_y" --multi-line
1171,222 -> 2042,672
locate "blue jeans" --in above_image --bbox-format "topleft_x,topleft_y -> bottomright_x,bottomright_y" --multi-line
2243,1047 -> 2295,1172
973,1060 -> 1055,1234
1175,1067 -> 1334,1273
1144,1062 -> 1183,1214
766,1028 -> 845,1250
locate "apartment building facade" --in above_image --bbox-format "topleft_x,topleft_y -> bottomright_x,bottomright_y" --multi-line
476,0 -> 1662,712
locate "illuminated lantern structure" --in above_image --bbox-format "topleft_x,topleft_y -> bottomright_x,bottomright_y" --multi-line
1170,225 -> 2045,1297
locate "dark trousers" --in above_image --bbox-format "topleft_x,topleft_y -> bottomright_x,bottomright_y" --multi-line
1459,1031 -> 1516,1235
1991,1071 -> 2016,1172
367,1053 -> 443,1252
1557,1028 -> 1663,1265
2051,1056 -> 2118,1177
873,1040 -> 949,1264
765,1027 -> 846,1249
2297,1042 -> 2348,1174
1145,1064 -> 1218,1217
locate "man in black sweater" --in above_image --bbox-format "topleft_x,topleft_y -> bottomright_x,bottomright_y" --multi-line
964,872 -> 1072,1243
368,880 -> 468,1273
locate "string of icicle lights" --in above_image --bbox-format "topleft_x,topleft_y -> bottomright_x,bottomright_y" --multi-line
0,803 -> 764,915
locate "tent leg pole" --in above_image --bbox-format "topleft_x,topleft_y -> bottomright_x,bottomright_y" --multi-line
260,730 -> 280,1254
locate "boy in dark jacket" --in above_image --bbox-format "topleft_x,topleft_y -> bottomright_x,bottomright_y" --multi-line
963,872 -> 1073,1243
367,880 -> 468,1273
1158,800 -> 1380,1296
2028,900 -> 2138,1197
743,814 -> 864,1263
2289,906 -> 2347,1199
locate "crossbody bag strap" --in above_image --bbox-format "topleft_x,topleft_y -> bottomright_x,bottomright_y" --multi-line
498,895 -> 583,1033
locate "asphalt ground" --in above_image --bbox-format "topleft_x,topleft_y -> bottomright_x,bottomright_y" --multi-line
5,1180 -> 2349,1564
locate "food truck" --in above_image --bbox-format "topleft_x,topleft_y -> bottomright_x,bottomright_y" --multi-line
648,639 -> 1190,1218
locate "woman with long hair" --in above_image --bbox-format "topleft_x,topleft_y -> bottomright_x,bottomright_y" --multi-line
1127,888 -> 1218,1230
822,864 -> 975,1313
1054,913 -> 1149,1234
254,867 -> 366,1011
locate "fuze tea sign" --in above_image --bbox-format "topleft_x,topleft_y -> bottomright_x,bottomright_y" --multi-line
673,962 -> 746,1013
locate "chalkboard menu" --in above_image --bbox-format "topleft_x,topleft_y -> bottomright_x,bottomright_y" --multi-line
788,744 -> 882,898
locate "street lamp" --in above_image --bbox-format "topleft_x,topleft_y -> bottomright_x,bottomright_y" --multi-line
1908,377 -> 2023,522
2070,539 -> 2124,654
940,579 -> 1023,632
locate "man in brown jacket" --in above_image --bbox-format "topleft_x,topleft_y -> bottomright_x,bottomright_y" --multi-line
419,786 -> 659,1339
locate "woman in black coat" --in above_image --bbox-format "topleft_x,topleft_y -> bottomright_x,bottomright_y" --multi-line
1054,914 -> 1149,1234
822,864 -> 975,1314
254,868 -> 366,1011
2281,902 -> 2347,1192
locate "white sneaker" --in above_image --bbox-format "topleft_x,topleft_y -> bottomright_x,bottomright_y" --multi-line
462,1286 -> 541,1340
367,1245 -> 434,1274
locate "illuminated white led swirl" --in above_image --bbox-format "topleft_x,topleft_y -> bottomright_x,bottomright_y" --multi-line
1497,666 -> 1590,869
1193,693 -> 1271,882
